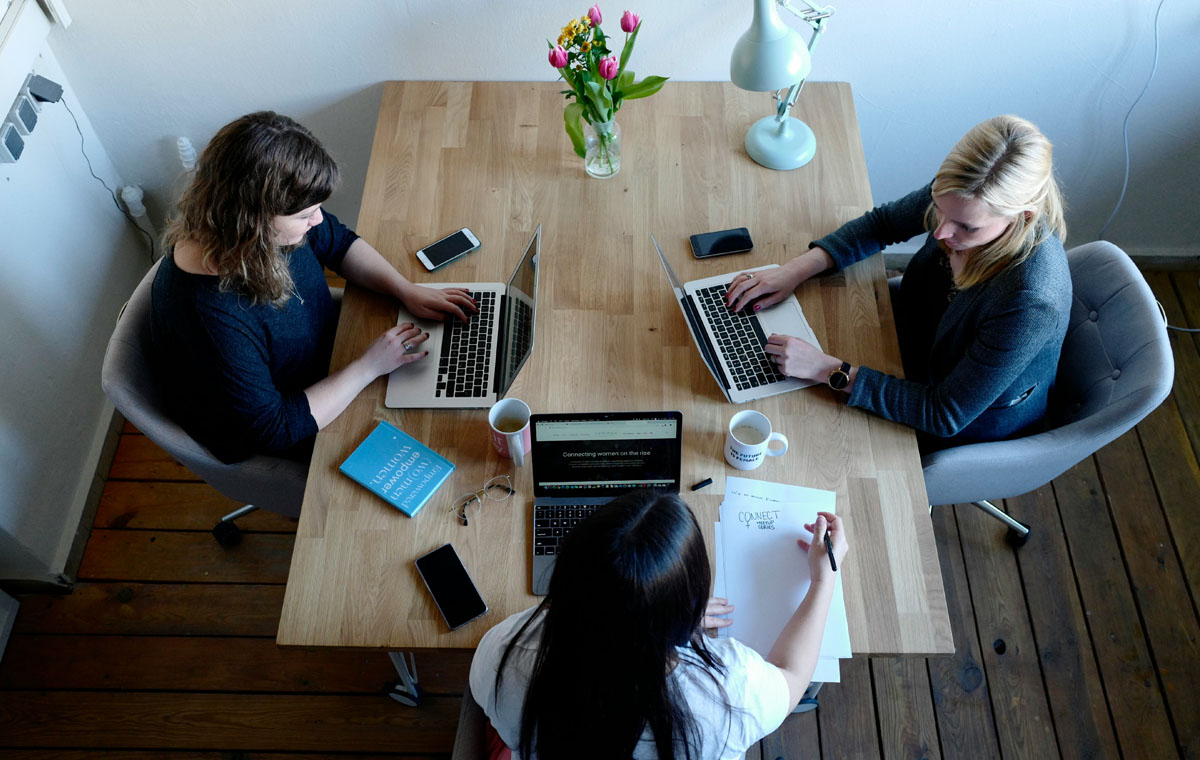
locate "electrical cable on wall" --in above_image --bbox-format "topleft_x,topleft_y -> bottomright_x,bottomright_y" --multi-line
60,98 -> 156,262
1097,0 -> 1165,242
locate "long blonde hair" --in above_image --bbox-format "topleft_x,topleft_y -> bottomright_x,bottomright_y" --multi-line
926,115 -> 1066,290
164,111 -> 339,305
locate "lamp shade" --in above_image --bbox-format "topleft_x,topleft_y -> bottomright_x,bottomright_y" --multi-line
730,0 -> 811,92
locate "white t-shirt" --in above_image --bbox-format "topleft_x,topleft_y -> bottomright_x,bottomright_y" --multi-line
469,607 -> 791,760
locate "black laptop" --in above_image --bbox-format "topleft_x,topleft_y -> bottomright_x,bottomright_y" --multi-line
529,411 -> 683,595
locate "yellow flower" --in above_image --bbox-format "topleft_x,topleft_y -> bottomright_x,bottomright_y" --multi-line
580,40 -> 591,52
580,15 -> 590,26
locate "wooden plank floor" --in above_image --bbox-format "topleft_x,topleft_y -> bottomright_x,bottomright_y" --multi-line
2,270 -> 1198,758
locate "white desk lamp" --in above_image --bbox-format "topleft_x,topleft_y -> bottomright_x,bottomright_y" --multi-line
730,0 -> 834,170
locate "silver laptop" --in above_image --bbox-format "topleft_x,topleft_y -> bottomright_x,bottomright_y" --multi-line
529,411 -> 683,595
384,225 -> 541,408
651,233 -> 820,404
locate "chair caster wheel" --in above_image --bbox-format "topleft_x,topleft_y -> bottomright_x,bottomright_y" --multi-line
385,679 -> 423,707
793,696 -> 819,713
212,520 -> 242,547
1006,522 -> 1031,548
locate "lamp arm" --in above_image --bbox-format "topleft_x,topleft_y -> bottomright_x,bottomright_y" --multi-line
771,1 -> 832,120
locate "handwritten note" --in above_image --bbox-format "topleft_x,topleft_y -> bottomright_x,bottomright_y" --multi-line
713,476 -> 851,682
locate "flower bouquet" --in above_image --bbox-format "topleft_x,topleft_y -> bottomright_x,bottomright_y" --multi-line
548,5 -> 667,177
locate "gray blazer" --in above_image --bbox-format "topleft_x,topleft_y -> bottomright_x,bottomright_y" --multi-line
812,184 -> 1071,448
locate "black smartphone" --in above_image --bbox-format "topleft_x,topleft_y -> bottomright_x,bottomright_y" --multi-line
416,227 -> 481,271
414,543 -> 488,630
690,227 -> 753,259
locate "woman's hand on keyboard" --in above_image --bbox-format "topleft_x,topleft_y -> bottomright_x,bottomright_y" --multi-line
765,333 -> 841,384
726,246 -> 835,313
359,323 -> 431,377
400,283 -> 477,323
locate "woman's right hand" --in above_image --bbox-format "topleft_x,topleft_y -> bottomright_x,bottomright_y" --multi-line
798,512 -> 848,585
358,322 -> 431,378
725,246 -> 833,313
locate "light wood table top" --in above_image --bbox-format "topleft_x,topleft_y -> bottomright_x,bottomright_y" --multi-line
277,81 -> 954,657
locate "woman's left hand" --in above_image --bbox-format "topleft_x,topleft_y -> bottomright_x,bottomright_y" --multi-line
703,597 -> 735,631
765,334 -> 836,382
401,284 -> 478,323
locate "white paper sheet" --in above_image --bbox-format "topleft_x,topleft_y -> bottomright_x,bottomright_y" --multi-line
716,477 -> 852,670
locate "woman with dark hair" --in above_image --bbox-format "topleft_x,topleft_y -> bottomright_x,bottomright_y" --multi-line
150,111 -> 475,471
469,490 -> 848,759
727,115 -> 1070,450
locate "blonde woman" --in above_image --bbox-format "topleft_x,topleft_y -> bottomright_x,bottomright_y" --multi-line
726,115 -> 1070,449
151,112 -> 476,465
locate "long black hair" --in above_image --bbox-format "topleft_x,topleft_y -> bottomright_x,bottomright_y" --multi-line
495,490 -> 727,759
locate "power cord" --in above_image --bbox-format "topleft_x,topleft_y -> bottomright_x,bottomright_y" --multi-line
60,98 -> 156,262
1097,0 -> 1165,241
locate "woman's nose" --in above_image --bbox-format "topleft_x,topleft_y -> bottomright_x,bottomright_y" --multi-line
933,221 -> 952,240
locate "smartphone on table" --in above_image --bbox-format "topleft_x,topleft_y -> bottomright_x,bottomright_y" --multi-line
416,227 -> 480,271
414,543 -> 488,630
690,227 -> 754,259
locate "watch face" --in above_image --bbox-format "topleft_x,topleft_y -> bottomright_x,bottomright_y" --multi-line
829,371 -> 849,390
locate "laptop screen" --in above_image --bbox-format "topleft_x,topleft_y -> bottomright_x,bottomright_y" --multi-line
530,411 -> 683,498
496,224 -> 541,398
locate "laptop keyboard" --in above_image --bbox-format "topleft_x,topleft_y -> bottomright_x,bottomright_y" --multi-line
694,283 -> 787,391
533,503 -> 604,556
436,291 -> 496,398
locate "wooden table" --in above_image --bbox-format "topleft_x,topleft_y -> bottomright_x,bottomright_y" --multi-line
277,81 -> 954,658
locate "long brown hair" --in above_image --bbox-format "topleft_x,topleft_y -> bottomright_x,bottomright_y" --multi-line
164,111 -> 339,305
925,115 -> 1067,290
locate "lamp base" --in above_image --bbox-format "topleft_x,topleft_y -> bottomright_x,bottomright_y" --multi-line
745,115 -> 816,170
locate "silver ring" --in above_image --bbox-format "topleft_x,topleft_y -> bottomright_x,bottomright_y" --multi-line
403,341 -> 413,352
745,273 -> 754,280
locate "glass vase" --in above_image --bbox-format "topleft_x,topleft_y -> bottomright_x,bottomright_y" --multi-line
584,119 -> 621,179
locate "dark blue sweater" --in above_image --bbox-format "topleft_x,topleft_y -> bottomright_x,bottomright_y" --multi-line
150,213 -> 357,463
812,185 -> 1071,448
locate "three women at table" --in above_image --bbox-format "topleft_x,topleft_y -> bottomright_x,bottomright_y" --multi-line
469,489 -> 849,759
150,111 -> 474,469
728,114 -> 1070,450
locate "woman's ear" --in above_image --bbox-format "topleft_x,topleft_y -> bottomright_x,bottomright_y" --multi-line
1024,210 -> 1035,223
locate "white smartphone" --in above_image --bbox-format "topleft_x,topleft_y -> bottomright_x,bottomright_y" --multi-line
415,227 -> 480,271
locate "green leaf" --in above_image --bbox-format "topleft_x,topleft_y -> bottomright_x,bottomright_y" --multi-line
585,79 -> 613,120
617,21 -> 641,76
564,102 -> 586,158
621,75 -> 668,100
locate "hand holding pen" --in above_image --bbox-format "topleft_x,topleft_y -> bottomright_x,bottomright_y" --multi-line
799,512 -> 848,584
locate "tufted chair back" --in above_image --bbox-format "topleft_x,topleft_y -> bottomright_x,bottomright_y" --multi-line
920,241 -> 1174,506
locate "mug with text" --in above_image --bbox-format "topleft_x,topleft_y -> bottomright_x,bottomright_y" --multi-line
725,410 -> 788,470
488,398 -> 531,467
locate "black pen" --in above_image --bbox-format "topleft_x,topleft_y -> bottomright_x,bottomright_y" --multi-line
824,531 -> 837,572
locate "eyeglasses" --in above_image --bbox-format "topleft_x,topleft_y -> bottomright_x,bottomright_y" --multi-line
451,475 -> 514,526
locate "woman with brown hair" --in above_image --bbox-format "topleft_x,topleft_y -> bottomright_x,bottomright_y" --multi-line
150,111 -> 475,467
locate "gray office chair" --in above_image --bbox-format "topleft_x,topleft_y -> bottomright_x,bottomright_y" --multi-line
450,690 -> 488,760
895,240 -> 1173,546
101,259 -> 339,546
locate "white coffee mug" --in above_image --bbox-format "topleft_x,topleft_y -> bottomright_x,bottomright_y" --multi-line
725,410 -> 788,470
488,398 -> 531,467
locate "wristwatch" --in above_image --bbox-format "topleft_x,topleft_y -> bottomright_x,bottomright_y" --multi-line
828,361 -> 852,391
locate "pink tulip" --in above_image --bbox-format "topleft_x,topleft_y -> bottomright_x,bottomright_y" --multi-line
587,4 -> 603,26
548,45 -> 569,68
620,10 -> 640,33
598,55 -> 619,80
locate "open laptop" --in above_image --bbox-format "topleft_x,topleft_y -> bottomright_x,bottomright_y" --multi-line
385,225 -> 541,408
651,233 -> 820,404
528,411 -> 683,595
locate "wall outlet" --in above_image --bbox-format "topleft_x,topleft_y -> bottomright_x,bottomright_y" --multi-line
8,94 -> 36,135
0,121 -> 23,162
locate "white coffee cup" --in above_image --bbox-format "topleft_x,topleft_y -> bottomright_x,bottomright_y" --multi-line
725,410 -> 788,470
488,398 -> 531,467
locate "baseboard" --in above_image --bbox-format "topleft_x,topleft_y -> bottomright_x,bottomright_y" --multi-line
57,407 -> 126,586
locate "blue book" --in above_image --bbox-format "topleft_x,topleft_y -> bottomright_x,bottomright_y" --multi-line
339,420 -> 455,517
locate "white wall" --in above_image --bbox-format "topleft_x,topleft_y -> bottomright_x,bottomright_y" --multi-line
45,0 -> 1200,257
0,41 -> 148,581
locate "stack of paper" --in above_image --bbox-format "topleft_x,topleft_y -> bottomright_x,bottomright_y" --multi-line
712,476 -> 851,683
